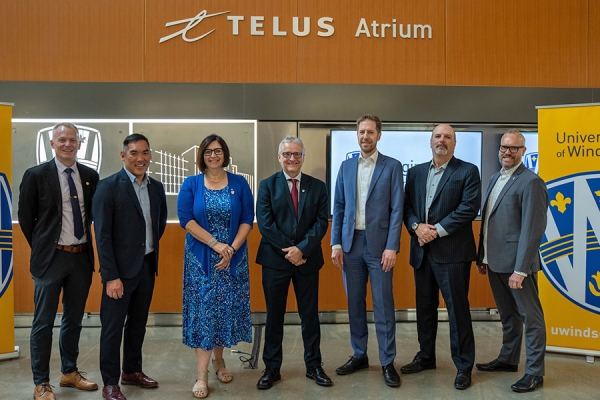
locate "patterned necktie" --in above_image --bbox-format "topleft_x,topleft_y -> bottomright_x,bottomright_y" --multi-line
289,178 -> 298,217
65,168 -> 84,240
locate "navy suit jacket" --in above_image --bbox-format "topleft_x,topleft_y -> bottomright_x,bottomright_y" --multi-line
331,152 -> 404,256
92,168 -> 167,283
256,171 -> 329,274
18,159 -> 99,277
404,156 -> 481,267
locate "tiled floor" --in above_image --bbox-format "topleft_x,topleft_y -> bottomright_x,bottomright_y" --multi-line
1,321 -> 598,399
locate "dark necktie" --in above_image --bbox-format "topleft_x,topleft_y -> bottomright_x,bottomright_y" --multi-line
289,178 -> 298,217
65,168 -> 84,240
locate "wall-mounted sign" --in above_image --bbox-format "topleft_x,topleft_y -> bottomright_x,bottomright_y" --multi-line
159,9 -> 432,43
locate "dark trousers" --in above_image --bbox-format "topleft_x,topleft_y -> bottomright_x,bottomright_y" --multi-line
30,249 -> 93,385
414,249 -> 475,371
261,265 -> 322,370
100,253 -> 156,386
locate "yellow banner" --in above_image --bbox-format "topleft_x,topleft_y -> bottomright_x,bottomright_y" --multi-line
538,104 -> 600,352
0,103 -> 15,357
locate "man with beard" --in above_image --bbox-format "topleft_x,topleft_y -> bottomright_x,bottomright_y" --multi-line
476,129 -> 547,393
402,124 -> 481,390
331,114 -> 404,388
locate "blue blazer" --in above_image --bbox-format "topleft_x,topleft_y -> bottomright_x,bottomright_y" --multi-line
177,172 -> 254,278
331,152 -> 404,256
403,156 -> 481,267
93,168 -> 168,283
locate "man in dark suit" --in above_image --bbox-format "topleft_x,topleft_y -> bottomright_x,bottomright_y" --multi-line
476,129 -> 547,393
402,124 -> 481,390
18,123 -> 99,400
255,136 -> 332,389
331,114 -> 404,387
93,133 -> 167,400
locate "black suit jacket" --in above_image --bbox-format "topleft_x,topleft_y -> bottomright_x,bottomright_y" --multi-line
18,159 -> 99,277
92,168 -> 167,283
404,157 -> 481,267
256,171 -> 328,274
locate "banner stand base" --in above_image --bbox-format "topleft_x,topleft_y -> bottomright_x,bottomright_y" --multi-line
546,345 -> 598,363
0,346 -> 20,361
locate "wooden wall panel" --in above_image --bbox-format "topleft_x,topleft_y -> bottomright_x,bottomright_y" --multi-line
145,0 -> 298,83
296,0 -> 445,85
0,1 -> 144,82
446,0 -> 588,87
0,0 -> 596,87
590,0 -> 600,87
13,221 -> 494,314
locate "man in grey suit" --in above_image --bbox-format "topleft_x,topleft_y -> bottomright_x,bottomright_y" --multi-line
476,129 -> 547,393
402,124 -> 481,390
331,114 -> 404,387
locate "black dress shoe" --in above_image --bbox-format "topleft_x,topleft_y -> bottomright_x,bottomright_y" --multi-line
335,356 -> 369,375
256,369 -> 281,390
454,370 -> 471,390
476,358 -> 518,372
400,354 -> 436,374
306,366 -> 333,387
511,374 -> 543,393
382,363 -> 401,387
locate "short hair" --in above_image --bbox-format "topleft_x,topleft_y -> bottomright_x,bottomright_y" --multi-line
503,129 -> 526,145
52,122 -> 80,140
122,133 -> 150,153
278,136 -> 304,154
196,134 -> 231,171
356,114 -> 382,133
432,123 -> 456,140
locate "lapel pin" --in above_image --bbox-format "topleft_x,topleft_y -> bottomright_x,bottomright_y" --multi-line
86,182 -> 90,185
231,189 -> 235,194
302,189 -> 306,193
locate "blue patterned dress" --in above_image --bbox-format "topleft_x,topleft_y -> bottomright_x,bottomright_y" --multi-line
182,186 -> 252,350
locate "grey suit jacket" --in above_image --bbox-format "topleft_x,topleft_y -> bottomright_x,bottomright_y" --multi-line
477,163 -> 548,274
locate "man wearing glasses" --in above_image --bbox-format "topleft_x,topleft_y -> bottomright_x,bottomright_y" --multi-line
255,136 -> 332,389
476,129 -> 548,393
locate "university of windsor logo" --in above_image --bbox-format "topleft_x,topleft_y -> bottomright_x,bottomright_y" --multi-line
0,172 -> 12,299
540,171 -> 600,314
524,152 -> 539,174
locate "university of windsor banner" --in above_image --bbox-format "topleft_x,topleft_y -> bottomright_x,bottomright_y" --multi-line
538,103 -> 600,357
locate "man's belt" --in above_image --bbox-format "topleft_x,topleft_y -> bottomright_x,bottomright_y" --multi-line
56,243 -> 88,253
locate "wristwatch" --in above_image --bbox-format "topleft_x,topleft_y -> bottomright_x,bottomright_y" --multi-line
411,222 -> 419,232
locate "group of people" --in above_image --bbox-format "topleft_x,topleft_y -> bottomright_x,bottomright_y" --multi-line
19,116 -> 548,400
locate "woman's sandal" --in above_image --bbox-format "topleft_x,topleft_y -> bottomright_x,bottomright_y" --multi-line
212,359 -> 233,383
193,371 -> 209,398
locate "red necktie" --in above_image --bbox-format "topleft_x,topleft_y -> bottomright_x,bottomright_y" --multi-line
289,178 -> 298,217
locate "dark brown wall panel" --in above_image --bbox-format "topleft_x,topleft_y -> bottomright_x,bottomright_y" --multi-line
0,1 -> 144,82
590,0 -> 600,87
446,0 -> 588,87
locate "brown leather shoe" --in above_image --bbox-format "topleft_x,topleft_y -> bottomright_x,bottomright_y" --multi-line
121,371 -> 158,388
60,370 -> 99,391
102,385 -> 127,400
34,383 -> 56,400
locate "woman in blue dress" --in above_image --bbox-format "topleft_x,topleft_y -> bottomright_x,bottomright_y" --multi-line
177,134 -> 254,398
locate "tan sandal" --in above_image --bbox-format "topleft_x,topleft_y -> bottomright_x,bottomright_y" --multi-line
212,359 -> 233,383
193,371 -> 209,398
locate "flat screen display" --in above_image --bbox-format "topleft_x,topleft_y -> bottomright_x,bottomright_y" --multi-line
329,130 -> 483,213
